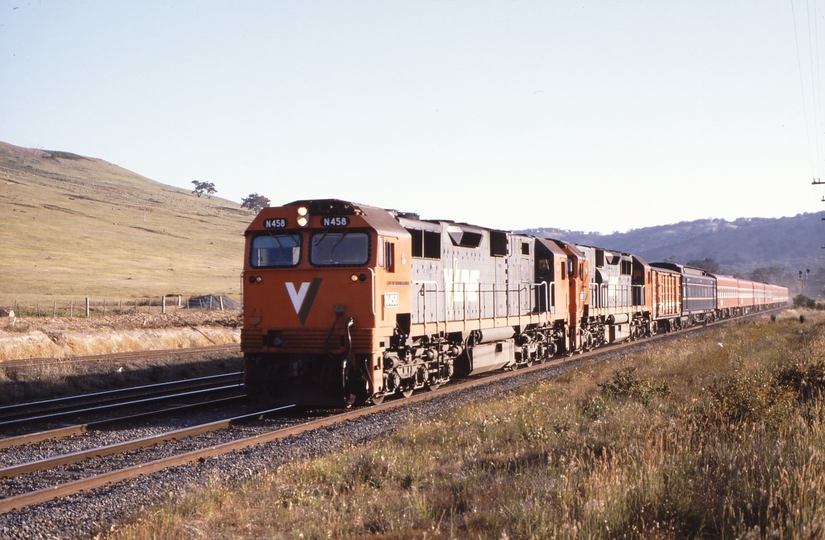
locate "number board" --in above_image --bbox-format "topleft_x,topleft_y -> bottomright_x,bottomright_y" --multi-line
384,292 -> 399,308
264,218 -> 288,229
321,216 -> 350,227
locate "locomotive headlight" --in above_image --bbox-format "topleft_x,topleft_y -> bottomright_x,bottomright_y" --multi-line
256,276 -> 263,283
351,274 -> 359,282
297,216 -> 308,227
297,206 -> 308,216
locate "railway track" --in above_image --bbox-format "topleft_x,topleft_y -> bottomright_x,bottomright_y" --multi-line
0,308 -> 784,516
0,372 -> 244,429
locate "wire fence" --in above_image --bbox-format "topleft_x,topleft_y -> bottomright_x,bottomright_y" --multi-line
4,295 -> 239,318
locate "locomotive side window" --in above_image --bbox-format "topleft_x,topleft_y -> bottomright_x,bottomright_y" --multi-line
621,260 -> 632,275
385,242 -> 395,272
423,231 -> 441,259
310,231 -> 370,266
250,233 -> 301,267
407,228 -> 442,260
490,231 -> 508,257
406,229 -> 423,258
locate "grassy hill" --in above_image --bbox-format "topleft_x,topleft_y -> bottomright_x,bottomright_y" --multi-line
0,142 -> 252,304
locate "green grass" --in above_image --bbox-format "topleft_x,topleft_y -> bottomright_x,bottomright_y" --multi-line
110,310 -> 825,539
0,142 -> 253,303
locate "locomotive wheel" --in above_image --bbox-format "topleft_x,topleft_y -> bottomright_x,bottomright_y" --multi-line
427,382 -> 442,391
401,388 -> 414,398
371,394 -> 385,405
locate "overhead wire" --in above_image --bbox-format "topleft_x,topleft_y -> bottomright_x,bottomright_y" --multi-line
807,0 -> 823,179
792,0 -> 818,179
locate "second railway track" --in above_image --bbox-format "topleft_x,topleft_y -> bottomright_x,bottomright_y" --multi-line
0,372 -> 245,431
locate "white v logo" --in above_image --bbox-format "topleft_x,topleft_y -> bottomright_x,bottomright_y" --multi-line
286,282 -> 310,314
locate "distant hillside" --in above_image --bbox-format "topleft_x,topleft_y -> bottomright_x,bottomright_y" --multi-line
2,140 -> 820,303
0,142 -> 251,302
521,214 -> 825,294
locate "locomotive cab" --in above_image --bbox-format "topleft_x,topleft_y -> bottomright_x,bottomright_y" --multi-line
242,199 -> 411,407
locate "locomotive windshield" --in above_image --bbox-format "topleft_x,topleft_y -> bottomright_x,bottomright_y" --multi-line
250,233 -> 301,267
310,231 -> 370,266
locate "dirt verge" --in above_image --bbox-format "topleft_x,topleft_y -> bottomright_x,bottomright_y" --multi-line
0,310 -> 241,362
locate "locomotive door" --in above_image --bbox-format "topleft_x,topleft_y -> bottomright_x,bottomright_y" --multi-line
534,240 -> 556,313
554,241 -> 587,352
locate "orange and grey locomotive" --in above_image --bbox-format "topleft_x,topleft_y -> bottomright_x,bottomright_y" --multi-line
241,199 -> 789,407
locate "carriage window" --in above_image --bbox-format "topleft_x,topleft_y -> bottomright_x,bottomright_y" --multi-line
310,231 -> 370,266
250,233 -> 301,268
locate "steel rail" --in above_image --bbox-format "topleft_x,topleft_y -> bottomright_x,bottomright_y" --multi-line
0,405 -> 295,478
0,404 -> 296,514
0,394 -> 246,450
0,372 -> 243,418
0,383 -> 244,429
0,308 -> 785,514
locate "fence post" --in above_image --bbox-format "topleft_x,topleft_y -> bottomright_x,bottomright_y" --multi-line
209,296 -> 213,310
119,299 -> 123,314
220,296 -> 224,311
86,297 -> 90,317
70,300 -> 73,317
162,296 -> 166,314
103,299 -> 106,316
53,302 -> 56,317
36,303 -> 39,317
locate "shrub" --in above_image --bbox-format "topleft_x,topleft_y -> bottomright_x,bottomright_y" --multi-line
776,360 -> 825,402
598,366 -> 670,405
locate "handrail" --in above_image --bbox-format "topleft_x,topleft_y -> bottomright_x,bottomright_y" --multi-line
412,281 -> 556,323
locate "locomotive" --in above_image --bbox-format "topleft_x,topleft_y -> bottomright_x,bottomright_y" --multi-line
240,199 -> 789,407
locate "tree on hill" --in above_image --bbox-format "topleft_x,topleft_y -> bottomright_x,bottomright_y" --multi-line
191,180 -> 217,198
241,193 -> 271,212
686,258 -> 721,273
748,266 -> 786,284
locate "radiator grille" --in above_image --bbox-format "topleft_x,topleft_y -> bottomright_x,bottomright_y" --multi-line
242,328 -> 376,354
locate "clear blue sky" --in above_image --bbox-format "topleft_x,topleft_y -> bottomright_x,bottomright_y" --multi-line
1,1 -> 823,233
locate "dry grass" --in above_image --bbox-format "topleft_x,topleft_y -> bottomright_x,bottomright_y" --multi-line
111,310 -> 825,539
0,142 -> 252,303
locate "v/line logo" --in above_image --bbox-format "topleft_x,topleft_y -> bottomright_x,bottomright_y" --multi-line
285,278 -> 323,326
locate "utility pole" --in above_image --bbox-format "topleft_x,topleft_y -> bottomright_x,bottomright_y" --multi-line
817,179 -> 825,249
